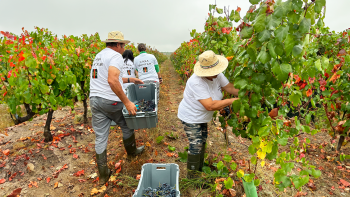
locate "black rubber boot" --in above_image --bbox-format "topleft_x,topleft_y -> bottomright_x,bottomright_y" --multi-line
199,143 -> 206,171
123,133 -> 145,156
187,153 -> 201,179
96,149 -> 111,185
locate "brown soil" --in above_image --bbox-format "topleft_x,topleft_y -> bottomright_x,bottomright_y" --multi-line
0,60 -> 349,197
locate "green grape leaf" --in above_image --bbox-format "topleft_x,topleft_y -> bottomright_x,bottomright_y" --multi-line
223,155 -> 232,162
251,156 -> 257,165
249,145 -> 257,155
275,25 -> 289,43
272,63 -> 292,82
267,41 -> 277,58
254,179 -> 260,186
284,34 -> 295,55
254,13 -> 266,33
247,47 -> 257,62
258,126 -> 270,137
202,166 -> 211,174
311,168 -> 321,178
314,0 -> 326,13
168,145 -> 176,152
216,7 -> 223,14
234,78 -> 248,89
274,169 -> 287,182
237,169 -> 244,178
289,91 -> 302,107
217,161 -> 224,170
156,136 -> 164,144
299,17 -> 311,33
292,44 -> 303,57
249,0 -> 260,5
277,137 -> 288,146
224,177 -> 234,189
230,10 -> 241,22
240,26 -> 254,39
266,15 -> 281,30
258,30 -> 271,42
230,162 -> 237,171
178,150 -> 188,162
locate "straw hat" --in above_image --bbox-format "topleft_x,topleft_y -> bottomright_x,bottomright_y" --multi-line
194,50 -> 228,77
102,31 -> 130,44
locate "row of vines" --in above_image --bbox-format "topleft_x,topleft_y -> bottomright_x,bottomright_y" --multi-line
172,0 -> 350,195
0,27 -> 167,141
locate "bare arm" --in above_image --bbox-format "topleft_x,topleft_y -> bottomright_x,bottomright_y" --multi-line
108,66 -> 136,115
222,83 -> 239,97
199,97 -> 238,111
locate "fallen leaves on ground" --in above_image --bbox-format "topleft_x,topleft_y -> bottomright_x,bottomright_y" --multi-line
28,181 -> 38,188
340,179 -> 350,187
88,173 -> 98,179
91,186 -> 107,196
3,149 -> 10,156
115,160 -> 123,174
0,179 -> 5,184
7,188 -> 22,197
136,174 -> 141,180
74,169 -> 85,177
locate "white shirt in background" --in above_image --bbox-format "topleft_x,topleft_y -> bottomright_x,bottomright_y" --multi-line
89,48 -> 124,101
134,52 -> 159,82
178,73 -> 229,123
122,59 -> 136,90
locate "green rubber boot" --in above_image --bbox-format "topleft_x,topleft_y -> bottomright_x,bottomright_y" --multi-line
199,143 -> 206,171
123,133 -> 145,156
96,150 -> 111,185
187,153 -> 201,179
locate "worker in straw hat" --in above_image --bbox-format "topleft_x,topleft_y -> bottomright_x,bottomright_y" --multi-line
177,50 -> 239,178
89,31 -> 145,185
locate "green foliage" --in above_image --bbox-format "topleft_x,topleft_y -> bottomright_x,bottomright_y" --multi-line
156,136 -> 164,144
168,145 -> 176,152
178,150 -> 188,162
169,0 -> 343,193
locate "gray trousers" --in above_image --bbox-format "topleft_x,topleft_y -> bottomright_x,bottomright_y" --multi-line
90,96 -> 134,154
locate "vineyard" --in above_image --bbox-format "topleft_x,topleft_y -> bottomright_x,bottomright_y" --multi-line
0,0 -> 350,196
171,0 -> 350,196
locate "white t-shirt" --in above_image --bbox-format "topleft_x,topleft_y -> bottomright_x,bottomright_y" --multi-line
89,48 -> 124,101
134,52 -> 159,82
122,59 -> 136,90
178,73 -> 229,123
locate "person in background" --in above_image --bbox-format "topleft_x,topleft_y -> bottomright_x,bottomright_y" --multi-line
89,31 -> 144,185
134,43 -> 162,101
177,50 -> 239,178
121,49 -> 138,90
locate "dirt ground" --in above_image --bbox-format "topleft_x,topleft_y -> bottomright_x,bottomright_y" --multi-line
0,60 -> 350,197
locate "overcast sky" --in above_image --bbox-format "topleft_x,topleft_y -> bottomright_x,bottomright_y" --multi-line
0,0 -> 349,52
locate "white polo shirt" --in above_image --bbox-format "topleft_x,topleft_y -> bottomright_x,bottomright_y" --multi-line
121,59 -> 136,90
178,73 -> 229,123
134,52 -> 159,82
89,48 -> 124,101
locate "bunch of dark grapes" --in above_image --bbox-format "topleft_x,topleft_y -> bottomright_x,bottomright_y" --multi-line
135,99 -> 156,112
143,183 -> 176,197
219,106 -> 231,117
